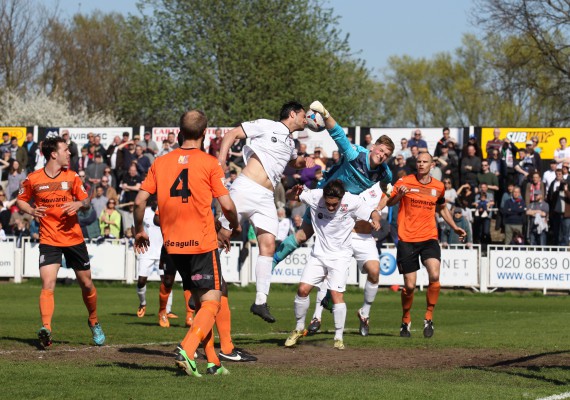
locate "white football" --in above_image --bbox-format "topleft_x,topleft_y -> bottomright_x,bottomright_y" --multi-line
306,109 -> 326,132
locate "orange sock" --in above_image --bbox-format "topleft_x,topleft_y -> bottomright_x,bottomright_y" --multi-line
216,295 -> 234,354
184,290 -> 194,322
39,289 -> 55,331
159,282 -> 171,314
181,300 -> 220,360
81,287 -> 98,326
401,287 -> 414,324
203,328 -> 220,365
425,281 -> 441,321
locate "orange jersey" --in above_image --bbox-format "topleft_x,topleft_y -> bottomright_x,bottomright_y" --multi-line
391,174 -> 445,242
141,148 -> 228,254
17,168 -> 88,246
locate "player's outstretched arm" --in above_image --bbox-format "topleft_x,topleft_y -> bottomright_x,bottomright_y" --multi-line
438,204 -> 467,241
217,126 -> 246,170
386,185 -> 408,207
16,199 -> 47,218
309,101 -> 336,130
369,210 -> 382,231
217,194 -> 241,252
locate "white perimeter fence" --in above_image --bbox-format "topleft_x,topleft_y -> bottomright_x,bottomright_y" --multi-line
1,239 -> 569,293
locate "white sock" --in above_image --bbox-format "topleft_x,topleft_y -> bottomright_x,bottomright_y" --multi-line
361,281 -> 379,317
332,302 -> 347,341
166,290 -> 173,314
137,284 -> 147,306
312,282 -> 327,320
294,295 -> 310,331
255,255 -> 273,304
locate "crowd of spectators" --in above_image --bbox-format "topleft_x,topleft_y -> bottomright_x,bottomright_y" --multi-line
1,127 -> 568,253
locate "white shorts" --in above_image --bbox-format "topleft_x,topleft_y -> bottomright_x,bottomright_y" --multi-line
300,255 -> 351,292
352,232 -> 380,273
219,174 -> 278,236
137,258 -> 163,278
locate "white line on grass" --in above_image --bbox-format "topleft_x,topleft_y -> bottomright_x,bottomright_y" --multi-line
537,392 -> 570,400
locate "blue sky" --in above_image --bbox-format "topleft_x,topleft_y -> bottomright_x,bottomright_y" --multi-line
49,0 -> 477,74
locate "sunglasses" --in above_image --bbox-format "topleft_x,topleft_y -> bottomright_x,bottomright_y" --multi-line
79,174 -> 85,177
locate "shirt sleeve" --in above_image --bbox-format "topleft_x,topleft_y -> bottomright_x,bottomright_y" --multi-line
140,163 -> 158,195
241,120 -> 266,139
351,194 -> 375,221
17,176 -> 32,203
328,123 -> 359,161
299,187 -> 317,207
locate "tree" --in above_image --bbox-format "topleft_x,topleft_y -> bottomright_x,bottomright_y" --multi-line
475,0 -> 570,125
0,89 -> 118,127
136,0 -> 380,126
0,0 -> 54,94
40,11 -> 143,123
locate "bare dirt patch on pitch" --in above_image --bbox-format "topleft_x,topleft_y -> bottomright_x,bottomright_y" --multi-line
2,342 -> 568,372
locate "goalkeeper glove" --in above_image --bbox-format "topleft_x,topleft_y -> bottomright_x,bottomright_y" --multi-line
309,101 -> 330,119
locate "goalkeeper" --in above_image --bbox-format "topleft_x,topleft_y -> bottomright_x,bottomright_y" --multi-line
273,101 -> 395,334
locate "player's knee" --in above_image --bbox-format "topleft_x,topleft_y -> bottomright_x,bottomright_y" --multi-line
297,284 -> 312,297
365,263 -> 380,284
367,274 -> 379,285
330,290 -> 344,304
137,277 -> 147,288
403,285 -> 415,295
162,276 -> 175,288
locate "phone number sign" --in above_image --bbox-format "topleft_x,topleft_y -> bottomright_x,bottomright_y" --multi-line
489,250 -> 570,289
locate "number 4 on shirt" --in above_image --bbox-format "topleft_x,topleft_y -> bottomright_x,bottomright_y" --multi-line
170,169 -> 191,202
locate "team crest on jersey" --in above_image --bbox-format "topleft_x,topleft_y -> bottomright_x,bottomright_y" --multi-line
61,181 -> 68,190
368,190 -> 377,198
317,212 -> 323,219
178,155 -> 189,164
431,189 -> 437,197
340,204 -> 348,212
271,137 -> 277,143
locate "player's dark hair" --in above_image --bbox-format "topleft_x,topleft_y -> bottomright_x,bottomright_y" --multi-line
42,136 -> 66,159
279,101 -> 305,121
323,179 -> 345,199
374,134 -> 395,154
179,109 -> 208,141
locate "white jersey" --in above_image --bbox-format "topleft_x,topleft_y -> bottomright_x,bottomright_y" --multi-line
138,207 -> 162,260
554,147 -> 570,168
241,119 -> 297,189
300,188 -> 374,259
357,182 -> 385,221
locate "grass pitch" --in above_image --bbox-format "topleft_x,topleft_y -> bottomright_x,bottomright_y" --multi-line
0,281 -> 568,399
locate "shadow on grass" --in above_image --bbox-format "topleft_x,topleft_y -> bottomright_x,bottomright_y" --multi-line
111,312 -> 157,317
463,350 -> 570,386
490,350 -> 570,367
123,321 -> 166,327
96,362 -> 176,372
0,336 -> 70,350
118,346 -> 175,357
